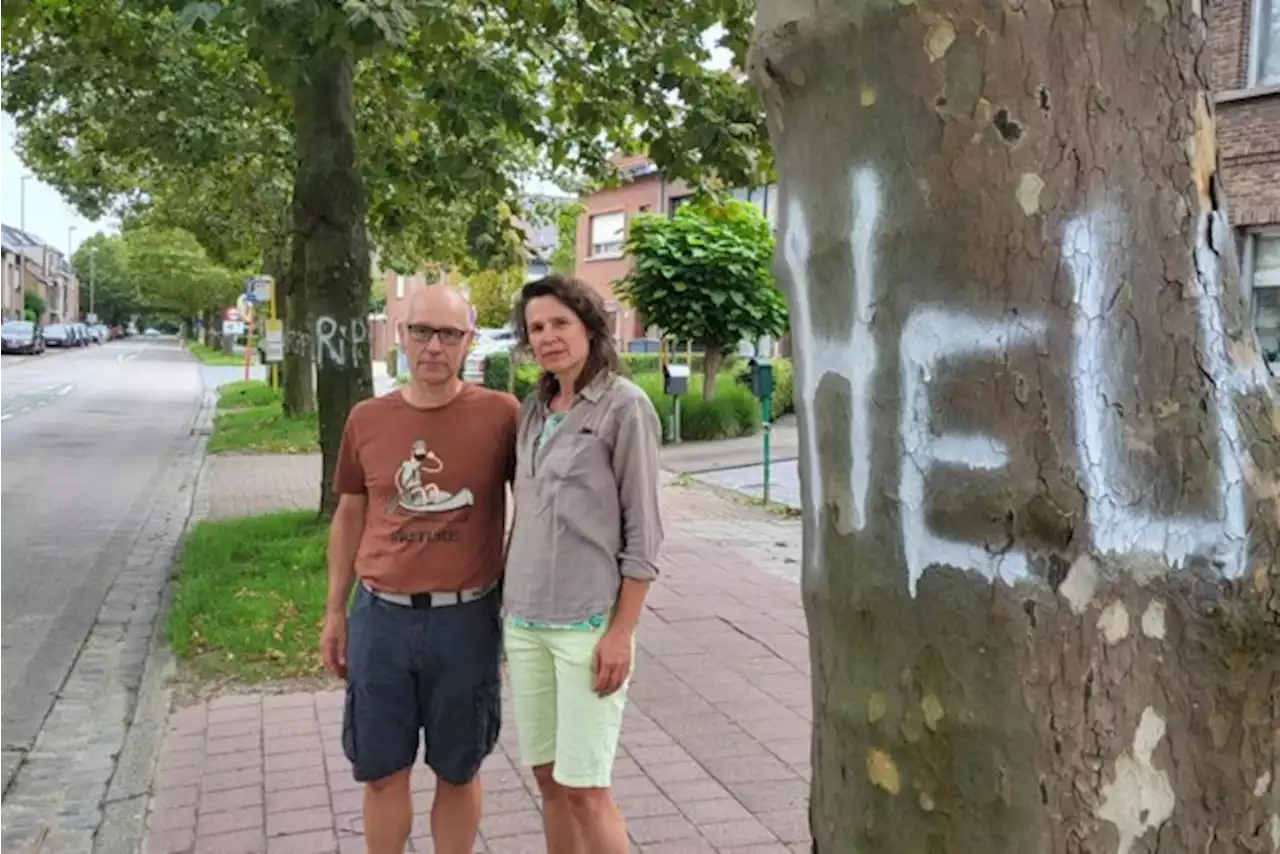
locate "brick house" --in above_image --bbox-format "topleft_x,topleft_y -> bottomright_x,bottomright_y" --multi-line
0,224 -> 79,323
573,155 -> 780,349
1210,0 -> 1280,366
371,199 -> 563,362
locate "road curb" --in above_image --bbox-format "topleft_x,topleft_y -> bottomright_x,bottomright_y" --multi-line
93,392 -> 213,854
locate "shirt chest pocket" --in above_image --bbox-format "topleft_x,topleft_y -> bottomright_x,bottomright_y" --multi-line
542,433 -> 613,489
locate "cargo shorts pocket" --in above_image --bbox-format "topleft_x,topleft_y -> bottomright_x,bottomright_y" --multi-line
341,684 -> 358,765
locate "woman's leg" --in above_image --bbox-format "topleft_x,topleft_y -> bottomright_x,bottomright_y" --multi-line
548,626 -> 634,854
503,620 -> 581,852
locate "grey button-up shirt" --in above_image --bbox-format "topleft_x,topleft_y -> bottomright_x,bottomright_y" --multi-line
503,372 -> 664,624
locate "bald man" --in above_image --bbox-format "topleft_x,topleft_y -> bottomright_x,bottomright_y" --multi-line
323,285 -> 519,854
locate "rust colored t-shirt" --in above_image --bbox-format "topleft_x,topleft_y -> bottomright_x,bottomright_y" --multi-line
333,385 -> 520,594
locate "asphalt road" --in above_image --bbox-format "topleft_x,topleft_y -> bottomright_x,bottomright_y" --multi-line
0,337 -> 204,789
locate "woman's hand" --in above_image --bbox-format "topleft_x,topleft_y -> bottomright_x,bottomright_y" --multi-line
592,628 -> 633,696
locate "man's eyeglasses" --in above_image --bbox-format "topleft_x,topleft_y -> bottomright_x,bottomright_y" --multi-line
406,324 -> 468,345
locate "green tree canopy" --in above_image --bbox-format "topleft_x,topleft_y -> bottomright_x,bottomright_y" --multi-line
465,266 -> 525,329
617,196 -> 788,398
72,234 -> 143,327
122,226 -> 244,320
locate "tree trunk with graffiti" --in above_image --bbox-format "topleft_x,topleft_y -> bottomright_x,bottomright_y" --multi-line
279,197 -> 316,418
294,49 -> 372,518
750,2 -> 1280,851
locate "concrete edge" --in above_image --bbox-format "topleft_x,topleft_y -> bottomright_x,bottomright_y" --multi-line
94,394 -> 214,854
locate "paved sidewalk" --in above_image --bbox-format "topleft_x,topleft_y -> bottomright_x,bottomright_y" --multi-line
147,456 -> 808,853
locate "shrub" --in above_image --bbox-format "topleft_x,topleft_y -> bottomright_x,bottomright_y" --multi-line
386,345 -> 398,377
631,372 -> 761,442
484,351 -> 540,399
619,352 -> 740,378
483,351 -> 511,391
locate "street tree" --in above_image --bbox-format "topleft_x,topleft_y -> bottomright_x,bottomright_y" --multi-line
4,0 -> 772,516
464,267 -> 525,330
123,226 -> 243,328
72,235 -> 144,328
618,197 -> 788,398
749,1 -> 1280,851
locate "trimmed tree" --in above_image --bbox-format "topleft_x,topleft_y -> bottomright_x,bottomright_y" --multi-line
749,1 -> 1280,851
618,197 -> 788,398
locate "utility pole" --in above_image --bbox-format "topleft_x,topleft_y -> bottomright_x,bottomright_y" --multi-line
90,246 -> 96,318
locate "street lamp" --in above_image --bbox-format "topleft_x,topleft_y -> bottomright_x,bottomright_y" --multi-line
20,174 -> 32,232
68,226 -> 77,320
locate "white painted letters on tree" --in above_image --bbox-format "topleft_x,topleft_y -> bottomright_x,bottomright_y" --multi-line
788,174 -> 1270,591
898,308 -> 1045,596
782,168 -> 882,585
1064,208 -> 1270,578
315,316 -> 369,368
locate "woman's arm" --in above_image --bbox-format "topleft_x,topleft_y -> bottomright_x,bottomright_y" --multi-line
611,394 -> 665,589
594,393 -> 664,695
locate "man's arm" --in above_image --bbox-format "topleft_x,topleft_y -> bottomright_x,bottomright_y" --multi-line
327,493 -> 367,612
327,411 -> 368,612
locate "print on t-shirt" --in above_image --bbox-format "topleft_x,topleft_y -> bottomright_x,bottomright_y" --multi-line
387,439 -> 475,546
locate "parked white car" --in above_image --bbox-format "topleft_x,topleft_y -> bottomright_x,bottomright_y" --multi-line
463,327 -> 517,383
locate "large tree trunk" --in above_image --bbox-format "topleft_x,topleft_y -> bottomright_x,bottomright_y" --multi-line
293,49 -> 372,518
750,3 -> 1280,851
280,195 -> 316,417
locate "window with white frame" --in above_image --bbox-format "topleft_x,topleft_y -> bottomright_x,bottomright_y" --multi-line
1250,0 -> 1280,86
589,212 -> 625,258
1247,233 -> 1280,367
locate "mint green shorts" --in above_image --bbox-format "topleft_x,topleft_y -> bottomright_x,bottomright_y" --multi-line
502,617 -> 634,789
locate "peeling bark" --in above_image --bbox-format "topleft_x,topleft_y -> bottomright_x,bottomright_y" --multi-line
749,1 -> 1280,851
293,49 -> 372,518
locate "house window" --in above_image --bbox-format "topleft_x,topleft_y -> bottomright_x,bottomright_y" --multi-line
589,212 -> 625,258
1250,0 -> 1280,86
395,274 -> 405,299
1247,233 -> 1280,367
667,194 -> 694,218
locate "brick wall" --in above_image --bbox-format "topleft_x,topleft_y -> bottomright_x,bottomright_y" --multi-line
1208,0 -> 1280,228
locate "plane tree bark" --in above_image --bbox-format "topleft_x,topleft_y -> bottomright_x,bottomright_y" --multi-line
293,48 -> 373,517
749,1 -> 1280,851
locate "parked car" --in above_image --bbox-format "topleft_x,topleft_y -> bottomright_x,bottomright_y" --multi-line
1,320 -> 45,355
463,327 -> 517,383
43,323 -> 73,347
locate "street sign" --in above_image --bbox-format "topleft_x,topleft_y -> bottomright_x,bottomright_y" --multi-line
222,320 -> 246,336
244,275 -> 274,305
263,319 -> 284,363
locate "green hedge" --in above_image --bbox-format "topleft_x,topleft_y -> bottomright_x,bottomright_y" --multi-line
631,373 -> 761,441
619,352 -> 739,376
481,351 -> 792,442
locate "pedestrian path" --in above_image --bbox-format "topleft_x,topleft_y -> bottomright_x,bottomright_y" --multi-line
146,457 -> 809,853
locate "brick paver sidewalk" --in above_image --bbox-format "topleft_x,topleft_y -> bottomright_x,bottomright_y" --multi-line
147,456 -> 809,853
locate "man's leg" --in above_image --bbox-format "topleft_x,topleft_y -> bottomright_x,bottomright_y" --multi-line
420,592 -> 504,854
429,775 -> 484,853
342,588 -> 421,854
364,769 -> 413,854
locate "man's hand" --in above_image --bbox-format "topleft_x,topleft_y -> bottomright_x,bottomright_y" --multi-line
320,610 -> 348,680
592,628 -> 632,696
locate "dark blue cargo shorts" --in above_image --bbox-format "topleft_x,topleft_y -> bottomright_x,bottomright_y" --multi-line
342,583 -> 502,785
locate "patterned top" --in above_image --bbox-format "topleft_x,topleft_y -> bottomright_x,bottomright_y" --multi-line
508,410 -> 608,632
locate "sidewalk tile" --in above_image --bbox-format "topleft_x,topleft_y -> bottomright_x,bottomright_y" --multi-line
147,469 -> 812,854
